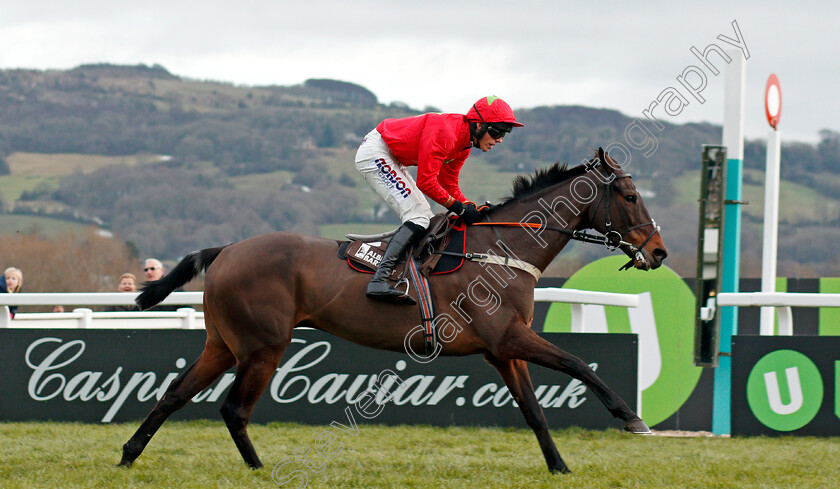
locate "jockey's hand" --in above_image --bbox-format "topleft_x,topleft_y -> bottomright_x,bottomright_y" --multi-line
447,200 -> 483,224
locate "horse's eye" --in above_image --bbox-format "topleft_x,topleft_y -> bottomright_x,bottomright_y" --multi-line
625,194 -> 637,203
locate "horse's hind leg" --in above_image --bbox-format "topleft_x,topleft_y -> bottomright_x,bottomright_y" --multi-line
219,343 -> 289,469
486,355 -> 570,474
498,325 -> 649,433
119,339 -> 235,467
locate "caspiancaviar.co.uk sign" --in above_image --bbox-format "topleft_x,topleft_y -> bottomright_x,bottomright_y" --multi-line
732,336 -> 840,436
0,329 -> 637,428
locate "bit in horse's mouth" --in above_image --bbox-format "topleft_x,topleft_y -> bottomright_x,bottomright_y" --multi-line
634,251 -> 650,270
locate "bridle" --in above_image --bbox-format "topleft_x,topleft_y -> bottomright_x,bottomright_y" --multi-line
588,169 -> 660,269
474,163 -> 662,271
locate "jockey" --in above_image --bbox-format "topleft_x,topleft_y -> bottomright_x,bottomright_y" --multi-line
355,95 -> 524,304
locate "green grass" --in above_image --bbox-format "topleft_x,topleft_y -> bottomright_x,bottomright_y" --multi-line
458,155 -> 519,204
0,174 -> 59,201
1,421 -> 838,488
228,169 -> 296,191
0,214 -> 92,236
671,169 -> 840,223
0,152 -> 168,203
6,152 -> 165,176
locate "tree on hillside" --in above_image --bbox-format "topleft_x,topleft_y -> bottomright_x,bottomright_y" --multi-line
817,129 -> 840,168
303,78 -> 378,105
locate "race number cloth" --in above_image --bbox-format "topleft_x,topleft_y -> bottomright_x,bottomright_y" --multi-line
340,222 -> 467,276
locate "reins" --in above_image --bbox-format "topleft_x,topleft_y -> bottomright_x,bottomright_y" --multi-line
472,221 -> 635,249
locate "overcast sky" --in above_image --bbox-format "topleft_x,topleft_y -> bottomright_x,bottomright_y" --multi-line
2,1 -> 837,143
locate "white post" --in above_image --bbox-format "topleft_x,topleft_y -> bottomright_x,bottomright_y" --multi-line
0,306 -> 10,327
570,303 -> 586,333
777,307 -> 793,336
179,307 -> 196,329
76,308 -> 93,329
723,51 -> 747,160
760,129 -> 782,335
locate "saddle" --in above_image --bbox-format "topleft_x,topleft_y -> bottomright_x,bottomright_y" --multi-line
337,214 -> 467,279
337,214 -> 466,357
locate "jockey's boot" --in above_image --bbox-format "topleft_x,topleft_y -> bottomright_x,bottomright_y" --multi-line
366,221 -> 425,305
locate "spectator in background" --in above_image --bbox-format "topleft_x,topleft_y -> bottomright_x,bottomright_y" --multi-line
2,267 -> 23,318
143,258 -> 165,282
104,273 -> 139,312
142,258 -> 182,311
52,305 -> 65,313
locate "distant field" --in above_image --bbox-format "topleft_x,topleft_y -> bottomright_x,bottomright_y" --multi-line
228,169 -> 296,190
1,421 -> 838,489
0,214 -> 92,236
7,152 -> 166,176
0,174 -> 59,201
672,169 -> 840,223
0,152 -> 167,202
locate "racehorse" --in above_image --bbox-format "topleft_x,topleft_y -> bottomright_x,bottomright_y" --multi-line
119,148 -> 668,474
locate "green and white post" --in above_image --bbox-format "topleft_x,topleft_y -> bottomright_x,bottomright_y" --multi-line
713,50 -> 746,435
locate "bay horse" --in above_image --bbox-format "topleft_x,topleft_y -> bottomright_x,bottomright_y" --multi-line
119,148 -> 667,474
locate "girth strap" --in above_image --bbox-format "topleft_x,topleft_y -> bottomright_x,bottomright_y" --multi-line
434,251 -> 542,282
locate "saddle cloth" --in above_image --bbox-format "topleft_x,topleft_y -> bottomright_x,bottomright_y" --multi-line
338,217 -> 467,278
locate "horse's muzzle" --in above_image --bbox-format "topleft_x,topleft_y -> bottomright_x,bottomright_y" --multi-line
623,246 -> 667,271
650,247 -> 668,269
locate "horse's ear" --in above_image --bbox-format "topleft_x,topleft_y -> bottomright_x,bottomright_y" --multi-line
597,147 -> 606,165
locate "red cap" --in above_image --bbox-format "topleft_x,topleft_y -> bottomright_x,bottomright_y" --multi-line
465,96 -> 524,127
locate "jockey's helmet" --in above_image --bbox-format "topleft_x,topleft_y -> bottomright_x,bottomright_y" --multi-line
465,96 -> 523,143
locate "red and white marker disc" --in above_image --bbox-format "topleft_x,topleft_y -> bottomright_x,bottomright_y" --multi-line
765,74 -> 782,129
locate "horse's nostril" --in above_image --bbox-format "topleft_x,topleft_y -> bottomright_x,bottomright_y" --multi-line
653,248 -> 668,261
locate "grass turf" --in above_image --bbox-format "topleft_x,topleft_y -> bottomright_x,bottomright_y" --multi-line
1,421 -> 838,488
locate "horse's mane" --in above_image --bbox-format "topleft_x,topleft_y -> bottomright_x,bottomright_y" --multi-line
502,161 -> 591,204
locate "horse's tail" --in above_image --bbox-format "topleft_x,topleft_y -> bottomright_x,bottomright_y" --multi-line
136,246 -> 228,311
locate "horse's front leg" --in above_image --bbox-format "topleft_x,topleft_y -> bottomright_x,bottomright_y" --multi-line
495,324 -> 650,433
485,354 -> 571,474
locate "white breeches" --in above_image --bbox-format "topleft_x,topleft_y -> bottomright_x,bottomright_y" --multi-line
355,129 -> 433,229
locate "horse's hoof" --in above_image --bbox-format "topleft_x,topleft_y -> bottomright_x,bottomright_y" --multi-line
117,458 -> 133,468
624,418 -> 651,434
550,466 -> 572,474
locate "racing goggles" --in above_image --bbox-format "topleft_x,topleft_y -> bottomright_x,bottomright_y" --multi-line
486,123 -> 512,140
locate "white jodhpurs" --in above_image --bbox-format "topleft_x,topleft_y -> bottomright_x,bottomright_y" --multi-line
355,129 -> 433,229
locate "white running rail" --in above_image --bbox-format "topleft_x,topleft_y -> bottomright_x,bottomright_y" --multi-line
716,292 -> 840,335
0,292 -> 203,329
1,289 -> 639,331
533,287 -> 639,332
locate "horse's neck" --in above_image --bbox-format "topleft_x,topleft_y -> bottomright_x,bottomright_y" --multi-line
485,184 -> 594,272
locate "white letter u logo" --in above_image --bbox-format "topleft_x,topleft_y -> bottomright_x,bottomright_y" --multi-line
764,367 -> 804,415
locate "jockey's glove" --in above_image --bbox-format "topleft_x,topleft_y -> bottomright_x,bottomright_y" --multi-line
447,200 -> 483,225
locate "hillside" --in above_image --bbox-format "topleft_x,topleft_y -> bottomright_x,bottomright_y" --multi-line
1,63 -> 839,277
